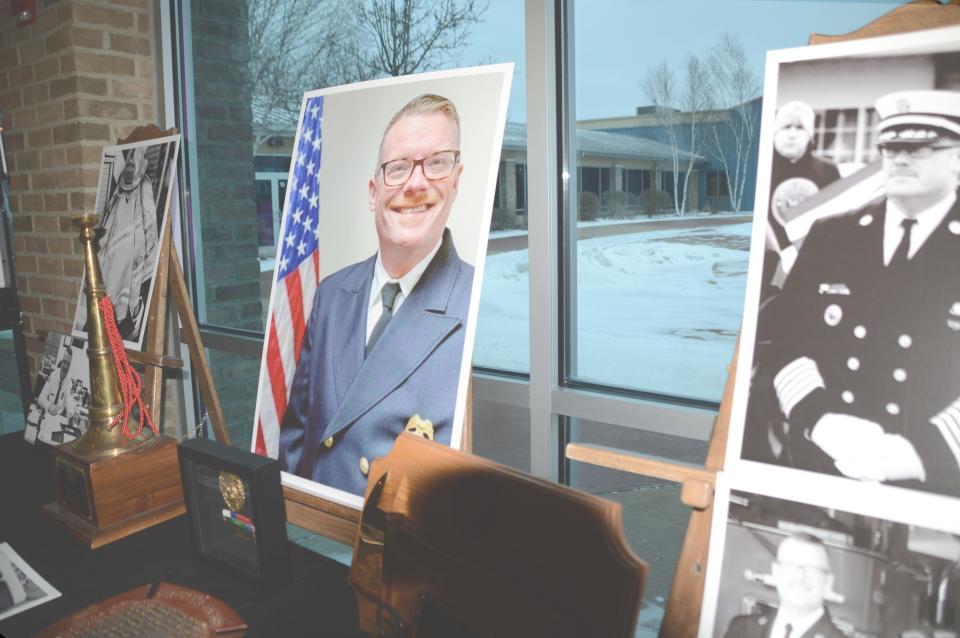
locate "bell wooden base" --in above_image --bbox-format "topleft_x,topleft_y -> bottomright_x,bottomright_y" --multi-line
43,435 -> 185,549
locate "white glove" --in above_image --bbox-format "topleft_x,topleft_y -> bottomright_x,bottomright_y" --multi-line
809,413 -> 885,461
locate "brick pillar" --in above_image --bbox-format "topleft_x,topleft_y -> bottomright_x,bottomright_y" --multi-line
0,0 -> 156,375
190,0 -> 262,446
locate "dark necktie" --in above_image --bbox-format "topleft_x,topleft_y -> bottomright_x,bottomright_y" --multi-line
783,623 -> 793,638
53,378 -> 64,406
889,217 -> 917,268
366,282 -> 401,356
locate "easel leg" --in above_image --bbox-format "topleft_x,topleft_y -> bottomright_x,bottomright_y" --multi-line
168,249 -> 231,445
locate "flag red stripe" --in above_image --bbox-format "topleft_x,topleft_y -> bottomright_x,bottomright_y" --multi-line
266,314 -> 288,423
255,417 -> 266,455
285,267 -> 306,362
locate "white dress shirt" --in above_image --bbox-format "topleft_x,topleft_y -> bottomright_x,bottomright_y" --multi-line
771,607 -> 825,638
883,191 -> 956,265
365,240 -> 443,344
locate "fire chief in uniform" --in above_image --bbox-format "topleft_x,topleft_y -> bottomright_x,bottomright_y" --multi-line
278,94 -> 473,496
752,90 -> 960,497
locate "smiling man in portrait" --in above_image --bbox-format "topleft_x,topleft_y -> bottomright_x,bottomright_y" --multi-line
278,94 -> 474,496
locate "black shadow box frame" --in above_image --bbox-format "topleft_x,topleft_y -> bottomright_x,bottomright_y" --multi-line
177,437 -> 287,584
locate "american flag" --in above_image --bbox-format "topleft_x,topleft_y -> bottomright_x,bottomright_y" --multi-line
255,95 -> 323,457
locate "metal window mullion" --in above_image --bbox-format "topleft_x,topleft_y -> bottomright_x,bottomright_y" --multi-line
472,373 -> 530,409
551,387 -> 715,441
157,0 -> 194,440
524,0 -> 560,481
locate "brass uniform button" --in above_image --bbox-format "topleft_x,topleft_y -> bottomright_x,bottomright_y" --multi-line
323,436 -> 334,448
359,456 -> 370,475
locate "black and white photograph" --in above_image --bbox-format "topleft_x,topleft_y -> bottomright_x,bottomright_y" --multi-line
0,543 -> 60,622
71,135 -> 181,351
700,472 -> 960,638
250,65 -> 512,509
726,25 -> 960,498
23,332 -> 90,447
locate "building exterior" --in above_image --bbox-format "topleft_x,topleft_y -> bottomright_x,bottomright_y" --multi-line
579,98 -> 764,214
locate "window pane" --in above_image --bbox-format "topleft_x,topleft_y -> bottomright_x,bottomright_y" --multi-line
467,3 -> 529,374
204,345 -> 262,449
0,330 -> 25,436
183,0 -> 526,373
179,1 -> 528,461
472,393 -> 530,473
567,1 -> 895,402
569,417 -> 708,637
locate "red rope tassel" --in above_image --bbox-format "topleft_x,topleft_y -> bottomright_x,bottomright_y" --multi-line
98,295 -> 158,439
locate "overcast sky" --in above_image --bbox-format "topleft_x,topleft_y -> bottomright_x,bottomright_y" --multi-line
457,0 -> 902,122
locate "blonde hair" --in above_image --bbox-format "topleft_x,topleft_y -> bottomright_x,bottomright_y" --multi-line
376,94 -> 461,169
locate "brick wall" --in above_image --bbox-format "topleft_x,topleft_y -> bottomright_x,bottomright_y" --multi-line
0,0 -> 155,374
190,0 -> 262,447
2,0 -> 264,446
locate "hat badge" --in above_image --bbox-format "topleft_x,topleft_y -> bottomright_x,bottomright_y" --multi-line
896,98 -> 911,114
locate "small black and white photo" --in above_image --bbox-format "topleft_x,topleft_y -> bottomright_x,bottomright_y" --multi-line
700,473 -> 960,638
728,25 -> 960,498
23,332 -> 90,447
0,543 -> 60,621
71,135 -> 181,351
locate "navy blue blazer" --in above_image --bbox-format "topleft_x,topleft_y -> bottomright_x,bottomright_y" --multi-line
279,229 -> 473,496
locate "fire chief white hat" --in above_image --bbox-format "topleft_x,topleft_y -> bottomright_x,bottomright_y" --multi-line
876,90 -> 960,144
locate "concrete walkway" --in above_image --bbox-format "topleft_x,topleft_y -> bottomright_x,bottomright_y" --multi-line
488,214 -> 752,254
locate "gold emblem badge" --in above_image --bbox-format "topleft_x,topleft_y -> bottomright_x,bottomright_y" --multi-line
404,415 -> 434,441
219,471 -> 246,512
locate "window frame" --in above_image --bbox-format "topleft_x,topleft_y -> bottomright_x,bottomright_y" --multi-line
163,0 -> 718,480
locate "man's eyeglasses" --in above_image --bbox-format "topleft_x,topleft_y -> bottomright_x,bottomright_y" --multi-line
878,143 -> 959,159
380,150 -> 460,187
776,561 -> 828,580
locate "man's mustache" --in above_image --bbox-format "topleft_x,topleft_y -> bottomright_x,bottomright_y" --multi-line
390,196 -> 435,209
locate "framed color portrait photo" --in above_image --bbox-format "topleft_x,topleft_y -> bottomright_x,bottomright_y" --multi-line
725,25 -> 960,500
251,65 -> 513,508
71,135 -> 181,351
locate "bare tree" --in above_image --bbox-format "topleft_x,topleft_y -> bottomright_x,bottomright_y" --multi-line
679,55 -> 710,215
249,0 -> 373,147
643,61 -> 683,215
249,0 -> 490,147
355,0 -> 489,77
643,56 -> 708,216
703,32 -> 761,213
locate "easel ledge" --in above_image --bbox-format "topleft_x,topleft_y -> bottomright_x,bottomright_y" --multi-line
565,2 -> 960,636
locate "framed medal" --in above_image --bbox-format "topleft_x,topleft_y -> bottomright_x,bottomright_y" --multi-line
178,437 -> 287,583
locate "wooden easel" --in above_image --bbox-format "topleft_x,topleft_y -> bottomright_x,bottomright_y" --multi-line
115,125 -> 230,445
565,2 -> 960,636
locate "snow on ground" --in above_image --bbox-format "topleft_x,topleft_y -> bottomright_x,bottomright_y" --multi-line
487,210 -> 750,239
474,219 -> 752,402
